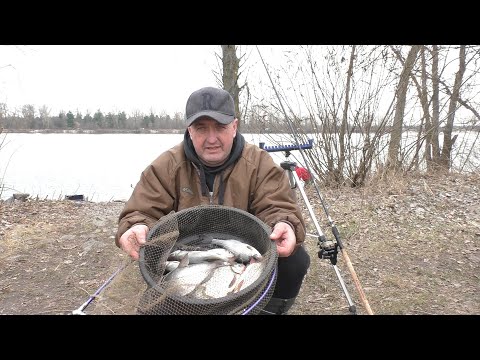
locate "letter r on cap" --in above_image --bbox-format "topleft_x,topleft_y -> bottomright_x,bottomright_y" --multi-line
202,93 -> 213,110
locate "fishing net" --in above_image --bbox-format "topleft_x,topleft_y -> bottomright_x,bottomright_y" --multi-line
136,205 -> 278,315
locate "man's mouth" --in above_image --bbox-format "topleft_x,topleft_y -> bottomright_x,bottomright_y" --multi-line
205,146 -> 220,151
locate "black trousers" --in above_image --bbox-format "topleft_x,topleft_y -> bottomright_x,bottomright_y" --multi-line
272,245 -> 310,299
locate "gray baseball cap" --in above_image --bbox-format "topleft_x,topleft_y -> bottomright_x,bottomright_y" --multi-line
185,87 -> 235,126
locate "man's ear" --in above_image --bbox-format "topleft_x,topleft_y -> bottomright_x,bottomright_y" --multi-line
232,118 -> 238,134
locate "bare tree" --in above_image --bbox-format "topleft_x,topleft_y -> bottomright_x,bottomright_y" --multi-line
131,109 -> 142,130
440,45 -> 466,170
430,45 -> 441,164
0,103 -> 7,128
214,45 -> 249,131
39,105 -> 51,129
391,45 -> 430,171
386,45 -> 421,171
253,45 -> 401,186
221,45 -> 240,114
22,104 -> 36,129
338,45 -> 356,182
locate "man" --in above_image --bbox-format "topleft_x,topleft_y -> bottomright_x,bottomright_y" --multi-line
115,86 -> 310,315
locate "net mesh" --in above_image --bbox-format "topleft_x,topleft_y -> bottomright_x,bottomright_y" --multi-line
136,205 -> 278,315
86,259 -> 146,315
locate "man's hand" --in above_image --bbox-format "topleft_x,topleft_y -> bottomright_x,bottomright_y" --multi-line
270,222 -> 296,257
118,224 -> 149,260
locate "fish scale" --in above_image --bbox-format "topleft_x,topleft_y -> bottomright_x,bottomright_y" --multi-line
168,248 -> 235,264
192,263 -> 246,299
163,261 -> 230,296
211,238 -> 263,263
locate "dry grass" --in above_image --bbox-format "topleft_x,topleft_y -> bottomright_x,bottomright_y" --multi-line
0,172 -> 479,315
290,172 -> 480,315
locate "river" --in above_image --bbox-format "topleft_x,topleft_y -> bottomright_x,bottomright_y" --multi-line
1,131 -> 478,202
0,132 -> 289,202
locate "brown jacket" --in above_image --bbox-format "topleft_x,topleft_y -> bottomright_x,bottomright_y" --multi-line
115,141 -> 306,248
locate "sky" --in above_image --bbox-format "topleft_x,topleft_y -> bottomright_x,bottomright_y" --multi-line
2,45 -> 473,124
0,45 -> 226,117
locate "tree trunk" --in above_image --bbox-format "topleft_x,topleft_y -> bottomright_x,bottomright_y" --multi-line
221,45 -> 241,130
419,47 -> 433,170
440,45 -> 466,171
338,45 -> 356,182
386,45 -> 421,171
431,45 -> 441,164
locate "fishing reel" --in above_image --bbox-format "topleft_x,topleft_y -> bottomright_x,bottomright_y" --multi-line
318,238 -> 338,265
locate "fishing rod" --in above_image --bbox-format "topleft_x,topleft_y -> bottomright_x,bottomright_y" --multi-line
256,45 -> 374,315
72,260 -> 131,315
260,140 -> 357,314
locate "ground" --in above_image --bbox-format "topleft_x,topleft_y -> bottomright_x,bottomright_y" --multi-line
1,172 -> 479,315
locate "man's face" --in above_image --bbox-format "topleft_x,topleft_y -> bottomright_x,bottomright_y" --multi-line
187,117 -> 238,166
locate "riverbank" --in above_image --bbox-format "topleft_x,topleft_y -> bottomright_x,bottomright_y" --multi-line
0,172 -> 479,315
1,128 -> 185,134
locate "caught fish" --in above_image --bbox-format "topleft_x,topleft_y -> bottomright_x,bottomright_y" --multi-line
158,253 -> 189,275
164,260 -> 180,273
211,238 -> 263,263
168,248 -> 235,264
163,259 -> 230,296
192,262 -> 246,299
233,259 -> 266,292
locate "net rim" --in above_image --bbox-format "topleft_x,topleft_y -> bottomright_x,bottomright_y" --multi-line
138,205 -> 278,307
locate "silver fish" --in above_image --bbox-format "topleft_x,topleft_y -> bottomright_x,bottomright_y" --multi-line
211,238 -> 263,263
192,262 -> 246,299
233,260 -> 266,292
163,260 -> 230,296
168,248 -> 235,264
159,253 -> 189,275
164,260 -> 180,273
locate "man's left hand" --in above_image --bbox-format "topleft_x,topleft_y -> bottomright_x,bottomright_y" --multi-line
270,222 -> 296,257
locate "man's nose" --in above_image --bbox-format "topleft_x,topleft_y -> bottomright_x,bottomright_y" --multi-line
206,127 -> 219,141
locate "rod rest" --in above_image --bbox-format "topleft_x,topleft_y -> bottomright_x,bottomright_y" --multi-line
259,139 -> 313,153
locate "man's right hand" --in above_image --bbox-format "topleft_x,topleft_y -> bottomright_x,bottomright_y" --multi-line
118,224 -> 149,260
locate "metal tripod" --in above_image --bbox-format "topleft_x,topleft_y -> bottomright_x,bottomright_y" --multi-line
260,140 -> 357,315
